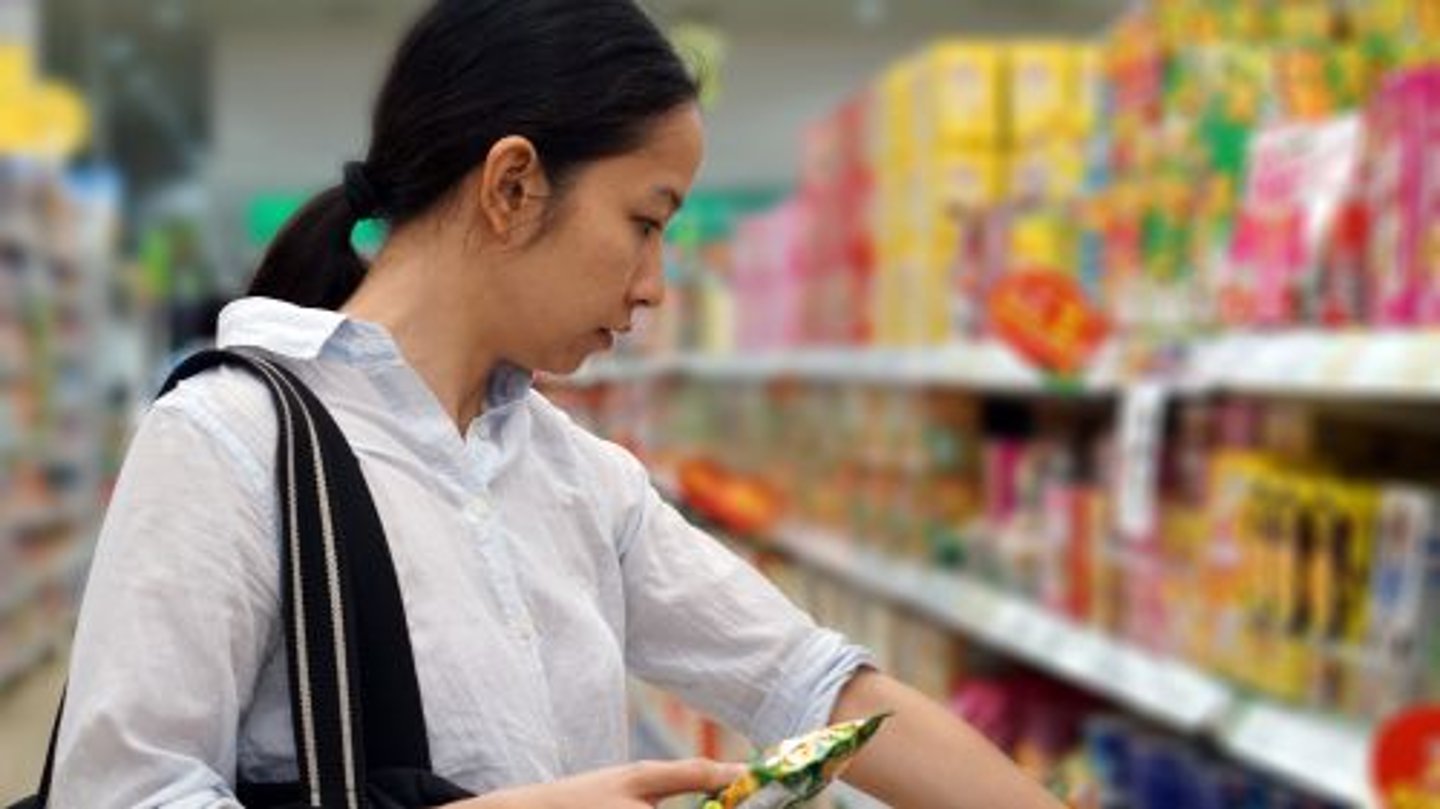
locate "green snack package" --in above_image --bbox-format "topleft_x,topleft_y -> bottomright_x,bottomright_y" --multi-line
700,712 -> 891,809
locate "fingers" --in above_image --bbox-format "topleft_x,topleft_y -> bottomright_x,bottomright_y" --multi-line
624,758 -> 747,799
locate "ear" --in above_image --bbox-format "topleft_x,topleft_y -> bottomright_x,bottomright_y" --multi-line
473,135 -> 550,242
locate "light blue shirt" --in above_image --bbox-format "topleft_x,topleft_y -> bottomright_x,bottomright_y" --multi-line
52,297 -> 871,808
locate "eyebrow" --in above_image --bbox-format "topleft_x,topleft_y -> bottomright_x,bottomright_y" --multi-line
655,186 -> 685,214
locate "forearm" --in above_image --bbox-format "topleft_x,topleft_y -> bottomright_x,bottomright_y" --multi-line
830,669 -> 1064,809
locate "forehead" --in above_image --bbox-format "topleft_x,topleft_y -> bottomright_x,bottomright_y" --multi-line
577,105 -> 704,192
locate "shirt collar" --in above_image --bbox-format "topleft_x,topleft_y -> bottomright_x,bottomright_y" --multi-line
217,296 -> 346,361
217,296 -> 534,410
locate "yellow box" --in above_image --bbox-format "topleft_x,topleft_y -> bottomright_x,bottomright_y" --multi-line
1010,42 -> 1074,145
1007,209 -> 1073,270
1337,483 -> 1379,646
1010,142 -> 1084,204
931,148 -> 1008,211
924,220 -> 963,272
877,56 -> 922,163
1421,0 -> 1440,38
893,259 -> 931,346
0,44 -> 34,98
924,42 -> 1007,149
918,262 -> 952,345
871,270 -> 899,345
1274,0 -> 1335,42
1352,0 -> 1411,38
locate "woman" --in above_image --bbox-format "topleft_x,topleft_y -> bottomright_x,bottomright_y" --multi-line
52,1 -> 1064,807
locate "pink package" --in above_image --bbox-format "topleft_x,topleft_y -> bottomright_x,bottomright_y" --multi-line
1229,116 -> 1364,328
732,199 -> 813,351
1363,68 -> 1440,326
983,439 -> 1026,527
1415,72 -> 1440,325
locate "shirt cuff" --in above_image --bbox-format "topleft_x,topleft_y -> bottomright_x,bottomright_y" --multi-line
746,628 -> 876,748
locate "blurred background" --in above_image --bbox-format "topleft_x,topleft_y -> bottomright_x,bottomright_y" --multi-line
7,0 -> 1440,807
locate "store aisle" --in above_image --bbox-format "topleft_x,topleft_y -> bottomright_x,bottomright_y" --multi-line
0,649 -> 67,803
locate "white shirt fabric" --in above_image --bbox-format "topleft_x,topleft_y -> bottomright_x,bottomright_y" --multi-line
51,297 -> 871,808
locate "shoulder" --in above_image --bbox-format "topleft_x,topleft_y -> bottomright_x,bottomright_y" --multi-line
149,360 -> 281,484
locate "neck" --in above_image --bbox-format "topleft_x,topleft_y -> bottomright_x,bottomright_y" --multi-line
341,234 -> 497,433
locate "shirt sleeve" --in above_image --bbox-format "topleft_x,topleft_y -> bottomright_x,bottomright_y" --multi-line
613,451 -> 873,749
50,383 -> 278,809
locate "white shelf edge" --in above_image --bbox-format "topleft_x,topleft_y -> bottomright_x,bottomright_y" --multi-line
1221,701 -> 1376,809
561,343 -> 1113,394
559,333 -> 1440,402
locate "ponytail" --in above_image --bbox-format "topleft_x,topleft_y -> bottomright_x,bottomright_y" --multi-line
247,183 -> 370,311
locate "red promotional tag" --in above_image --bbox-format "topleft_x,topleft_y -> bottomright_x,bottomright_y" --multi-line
1374,705 -> 1440,808
987,268 -> 1108,377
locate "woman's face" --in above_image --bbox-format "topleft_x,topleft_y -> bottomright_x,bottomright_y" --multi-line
489,104 -> 704,375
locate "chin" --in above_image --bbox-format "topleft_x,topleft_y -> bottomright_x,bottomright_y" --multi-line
537,349 -> 597,377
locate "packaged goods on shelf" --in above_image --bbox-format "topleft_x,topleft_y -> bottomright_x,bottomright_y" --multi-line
0,154 -> 120,689
1223,115 -> 1364,328
920,43 -> 1006,151
1362,66 -> 1440,327
554,369 -> 1440,734
649,0 -> 1440,360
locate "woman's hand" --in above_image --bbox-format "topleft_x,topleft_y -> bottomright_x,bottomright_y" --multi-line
441,758 -> 745,809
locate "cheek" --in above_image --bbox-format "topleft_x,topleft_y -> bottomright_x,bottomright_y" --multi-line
567,214 -> 644,288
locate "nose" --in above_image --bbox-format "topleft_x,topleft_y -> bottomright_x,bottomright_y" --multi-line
628,245 -> 667,309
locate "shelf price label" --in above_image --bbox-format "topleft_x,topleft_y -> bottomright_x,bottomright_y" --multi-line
1116,382 -> 1168,543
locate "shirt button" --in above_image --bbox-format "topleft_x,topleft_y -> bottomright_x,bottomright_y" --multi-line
469,496 -> 491,521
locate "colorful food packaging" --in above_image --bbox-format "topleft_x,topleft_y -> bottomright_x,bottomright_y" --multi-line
700,713 -> 891,809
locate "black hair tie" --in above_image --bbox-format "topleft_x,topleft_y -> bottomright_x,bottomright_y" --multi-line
342,161 -> 383,218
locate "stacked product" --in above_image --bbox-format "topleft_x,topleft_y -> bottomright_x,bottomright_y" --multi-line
706,0 -> 1440,355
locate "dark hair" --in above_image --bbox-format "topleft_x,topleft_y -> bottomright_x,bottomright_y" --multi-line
249,0 -> 699,310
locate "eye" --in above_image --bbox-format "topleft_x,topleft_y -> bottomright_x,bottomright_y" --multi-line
634,216 -> 663,239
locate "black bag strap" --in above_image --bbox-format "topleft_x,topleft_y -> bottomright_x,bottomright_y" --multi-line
227,351 -> 434,772
23,348 -> 432,809
162,349 -> 435,789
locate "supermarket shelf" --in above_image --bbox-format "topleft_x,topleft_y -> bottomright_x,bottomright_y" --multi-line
770,524 -> 1229,732
0,542 -> 94,623
572,332 -> 1440,402
1221,702 -> 1374,809
5,499 -> 88,536
649,467 -> 1376,805
0,629 -> 65,691
1192,331 -> 1440,400
572,343 -> 1117,395
756,524 -> 1376,808
568,354 -> 685,385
